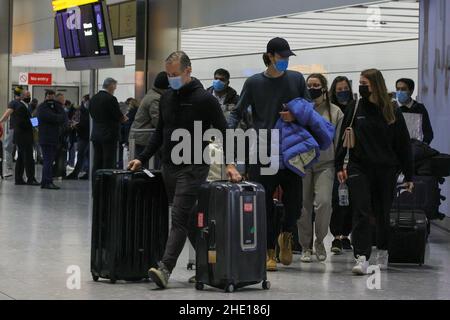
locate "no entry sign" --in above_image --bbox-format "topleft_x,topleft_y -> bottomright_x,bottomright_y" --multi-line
28,73 -> 53,86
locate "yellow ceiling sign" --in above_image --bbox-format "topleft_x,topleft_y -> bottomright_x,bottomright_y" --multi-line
52,0 -> 99,12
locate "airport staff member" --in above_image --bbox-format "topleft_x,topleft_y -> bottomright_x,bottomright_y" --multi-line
89,78 -> 127,180
13,90 -> 40,186
37,90 -> 67,190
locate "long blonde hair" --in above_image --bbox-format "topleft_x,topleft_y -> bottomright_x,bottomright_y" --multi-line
361,68 -> 396,124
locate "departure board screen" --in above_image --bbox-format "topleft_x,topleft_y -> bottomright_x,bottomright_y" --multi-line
55,2 -> 110,59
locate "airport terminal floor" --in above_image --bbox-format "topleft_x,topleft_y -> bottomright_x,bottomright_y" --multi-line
1,176 -> 449,300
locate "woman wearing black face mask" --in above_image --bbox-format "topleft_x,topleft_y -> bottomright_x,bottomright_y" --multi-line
335,69 -> 414,275
329,76 -> 356,254
298,74 -> 344,263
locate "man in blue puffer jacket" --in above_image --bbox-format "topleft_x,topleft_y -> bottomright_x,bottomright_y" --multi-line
276,97 -> 335,177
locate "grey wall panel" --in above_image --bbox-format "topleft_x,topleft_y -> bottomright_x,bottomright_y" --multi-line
419,0 -> 450,216
0,0 -> 12,117
181,0 -> 383,29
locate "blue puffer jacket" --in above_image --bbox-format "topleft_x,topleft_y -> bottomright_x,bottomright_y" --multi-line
275,98 -> 335,177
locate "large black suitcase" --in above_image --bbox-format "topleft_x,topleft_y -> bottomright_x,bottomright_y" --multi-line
395,176 -> 442,220
195,181 -> 269,293
430,154 -> 450,177
389,188 -> 427,265
91,170 -> 169,283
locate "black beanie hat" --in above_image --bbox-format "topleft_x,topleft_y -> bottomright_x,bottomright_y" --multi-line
154,71 -> 169,90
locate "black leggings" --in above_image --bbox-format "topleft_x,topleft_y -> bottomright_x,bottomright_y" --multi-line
249,165 -> 303,250
347,162 -> 397,259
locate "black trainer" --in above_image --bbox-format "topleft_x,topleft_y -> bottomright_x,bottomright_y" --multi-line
342,238 -> 352,250
41,183 -> 61,190
331,239 -> 343,255
27,179 -> 41,186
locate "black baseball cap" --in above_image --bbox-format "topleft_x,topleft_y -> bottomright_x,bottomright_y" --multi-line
266,37 -> 296,58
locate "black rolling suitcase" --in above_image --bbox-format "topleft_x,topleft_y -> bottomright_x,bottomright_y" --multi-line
388,187 -> 427,265
195,181 -> 269,293
91,170 -> 169,283
430,153 -> 450,177
395,176 -> 442,220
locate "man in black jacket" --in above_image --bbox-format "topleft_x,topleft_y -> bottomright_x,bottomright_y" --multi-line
396,78 -> 434,145
37,90 -> 67,190
13,90 -> 39,185
65,95 -> 90,180
89,78 -> 126,180
128,51 -> 241,289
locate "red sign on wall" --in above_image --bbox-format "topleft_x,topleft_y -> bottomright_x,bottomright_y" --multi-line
27,73 -> 52,86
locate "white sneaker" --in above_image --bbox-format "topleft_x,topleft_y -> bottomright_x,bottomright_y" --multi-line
376,250 -> 389,270
300,249 -> 313,263
352,256 -> 369,275
314,241 -> 327,262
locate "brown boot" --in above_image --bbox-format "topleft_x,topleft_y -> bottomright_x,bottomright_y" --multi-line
266,249 -> 278,272
278,232 -> 293,266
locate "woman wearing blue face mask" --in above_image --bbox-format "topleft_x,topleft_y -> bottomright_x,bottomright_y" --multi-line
298,74 -> 344,263
328,76 -> 356,254
395,78 -> 434,145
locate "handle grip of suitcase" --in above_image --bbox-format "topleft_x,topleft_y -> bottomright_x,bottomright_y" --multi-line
395,185 -> 421,225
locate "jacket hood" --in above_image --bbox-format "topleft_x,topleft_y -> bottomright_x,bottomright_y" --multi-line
175,77 -> 204,96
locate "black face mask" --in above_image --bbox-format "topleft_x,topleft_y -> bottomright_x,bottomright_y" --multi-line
359,85 -> 371,99
308,88 -> 323,100
23,98 -> 31,104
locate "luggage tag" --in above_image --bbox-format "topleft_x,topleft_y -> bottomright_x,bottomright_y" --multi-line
208,251 -> 217,264
143,169 -> 155,178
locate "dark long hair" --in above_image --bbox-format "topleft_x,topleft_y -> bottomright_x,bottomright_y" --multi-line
307,73 -> 332,122
361,68 -> 395,124
329,76 -> 355,107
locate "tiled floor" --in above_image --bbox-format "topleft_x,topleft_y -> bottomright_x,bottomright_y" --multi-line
1,176 -> 449,300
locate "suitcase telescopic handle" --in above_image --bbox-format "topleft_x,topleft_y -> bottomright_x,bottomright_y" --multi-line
395,185 -> 417,225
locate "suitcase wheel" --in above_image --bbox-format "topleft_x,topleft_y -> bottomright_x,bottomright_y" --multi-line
92,275 -> 99,282
195,282 -> 204,291
225,284 -> 235,293
262,280 -> 271,290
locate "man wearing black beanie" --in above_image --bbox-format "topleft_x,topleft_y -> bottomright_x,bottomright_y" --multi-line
129,71 -> 170,159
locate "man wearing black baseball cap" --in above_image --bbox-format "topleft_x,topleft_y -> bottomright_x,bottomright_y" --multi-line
229,37 -> 310,272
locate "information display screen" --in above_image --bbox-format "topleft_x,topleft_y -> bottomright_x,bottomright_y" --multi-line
55,2 -> 110,59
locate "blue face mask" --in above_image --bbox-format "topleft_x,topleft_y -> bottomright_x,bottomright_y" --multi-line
396,90 -> 411,105
213,79 -> 226,92
274,59 -> 289,72
168,76 -> 183,90
336,91 -> 351,104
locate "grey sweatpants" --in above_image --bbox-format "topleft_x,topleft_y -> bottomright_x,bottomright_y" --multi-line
298,164 -> 335,250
